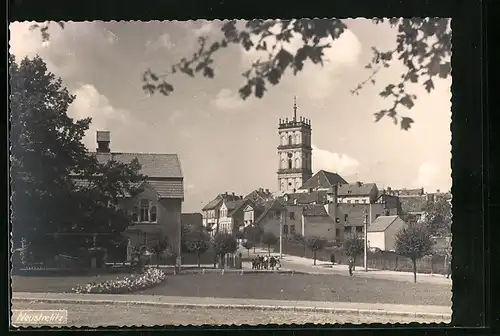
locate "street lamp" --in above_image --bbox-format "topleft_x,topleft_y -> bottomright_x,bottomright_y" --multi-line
363,203 -> 372,272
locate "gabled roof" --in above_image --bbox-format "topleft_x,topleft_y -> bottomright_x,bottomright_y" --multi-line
93,152 -> 183,179
338,183 -> 377,197
298,170 -> 347,191
285,190 -> 328,205
202,193 -> 241,211
367,215 -> 400,232
255,199 -> 286,224
302,204 -> 329,217
244,188 -> 274,205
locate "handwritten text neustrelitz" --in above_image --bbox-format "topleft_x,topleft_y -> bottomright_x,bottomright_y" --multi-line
12,310 -> 67,325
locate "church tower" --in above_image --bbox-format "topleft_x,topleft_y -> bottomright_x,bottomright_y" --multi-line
277,97 -> 313,194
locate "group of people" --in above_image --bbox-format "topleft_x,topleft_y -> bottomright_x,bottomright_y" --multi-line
251,254 -> 281,270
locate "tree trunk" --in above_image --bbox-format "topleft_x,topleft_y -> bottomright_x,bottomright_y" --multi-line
412,258 -> 417,283
253,246 -> 256,253
267,245 -> 271,257
247,249 -> 250,258
196,251 -> 200,268
313,250 -> 317,265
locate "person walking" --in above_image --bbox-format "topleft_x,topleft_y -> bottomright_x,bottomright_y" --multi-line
348,257 -> 354,276
330,253 -> 336,265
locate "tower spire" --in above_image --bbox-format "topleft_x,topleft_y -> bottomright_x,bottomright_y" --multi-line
293,96 -> 297,121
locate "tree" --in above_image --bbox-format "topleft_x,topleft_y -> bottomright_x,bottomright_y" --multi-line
241,240 -> 254,258
150,238 -> 169,267
261,232 -> 278,256
306,236 -> 327,266
185,227 -> 211,267
394,224 -> 433,283
212,233 -> 238,267
343,234 -> 364,268
244,225 -> 263,253
290,233 -> 307,257
422,195 -> 452,237
31,19 -> 451,130
10,55 -> 145,261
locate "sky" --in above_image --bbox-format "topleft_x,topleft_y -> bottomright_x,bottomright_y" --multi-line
9,19 -> 452,213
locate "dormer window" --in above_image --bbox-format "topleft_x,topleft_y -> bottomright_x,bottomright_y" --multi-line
136,199 -> 158,223
150,206 -> 157,222
140,200 -> 150,222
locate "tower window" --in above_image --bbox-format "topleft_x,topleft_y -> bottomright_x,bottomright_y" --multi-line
288,135 -> 293,145
288,159 -> 292,169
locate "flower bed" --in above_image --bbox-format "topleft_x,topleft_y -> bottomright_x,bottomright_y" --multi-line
73,268 -> 166,294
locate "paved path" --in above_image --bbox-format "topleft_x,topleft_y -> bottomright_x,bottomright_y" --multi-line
245,248 -> 451,285
12,292 -> 451,319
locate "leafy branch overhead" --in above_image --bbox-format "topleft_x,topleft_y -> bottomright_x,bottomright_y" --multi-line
30,18 -> 451,131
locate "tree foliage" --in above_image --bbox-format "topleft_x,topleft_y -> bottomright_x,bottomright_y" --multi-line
261,231 -> 278,256
31,19 -> 451,130
244,225 -> 263,243
394,224 -> 433,282
213,232 -> 238,256
150,237 -> 169,267
9,55 -> 145,260
343,235 -> 364,260
422,194 -> 452,237
185,226 -> 211,267
241,240 -> 254,258
141,18 -> 451,130
306,236 -> 327,265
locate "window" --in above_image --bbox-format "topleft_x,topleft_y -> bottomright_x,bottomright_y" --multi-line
290,225 -> 296,234
288,135 -> 293,145
150,206 -> 157,222
140,199 -> 150,222
356,226 -> 363,234
355,200 -> 359,203
283,224 -> 289,235
347,200 -> 351,203
344,214 -> 348,222
289,212 -> 295,220
336,229 -> 340,237
344,226 -> 351,233
132,206 -> 139,222
288,159 -> 292,169
336,218 -> 340,223
275,211 -> 281,220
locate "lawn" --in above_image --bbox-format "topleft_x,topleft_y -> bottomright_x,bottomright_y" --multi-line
136,273 -> 451,306
11,272 -> 133,293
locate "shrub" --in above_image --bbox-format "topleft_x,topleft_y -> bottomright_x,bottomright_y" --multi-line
73,268 -> 166,294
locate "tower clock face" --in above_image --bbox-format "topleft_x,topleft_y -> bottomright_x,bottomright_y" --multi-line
288,153 -> 293,158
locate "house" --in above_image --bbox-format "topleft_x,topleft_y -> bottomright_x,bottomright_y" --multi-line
181,213 -> 203,229
76,131 -> 184,260
242,202 -> 265,230
302,204 -> 338,241
254,199 -> 303,239
367,215 -> 406,251
201,192 -> 242,235
218,198 -> 251,234
337,182 -> 379,204
296,170 -> 347,193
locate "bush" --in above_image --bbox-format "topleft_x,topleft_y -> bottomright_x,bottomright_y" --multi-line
73,268 -> 166,294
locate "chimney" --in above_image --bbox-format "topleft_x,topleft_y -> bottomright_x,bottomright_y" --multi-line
357,181 -> 362,187
232,192 -> 235,198
239,195 -> 243,199
96,131 -> 111,153
265,188 -> 269,193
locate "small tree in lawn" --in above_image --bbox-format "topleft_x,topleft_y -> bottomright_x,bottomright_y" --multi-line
394,224 -> 433,283
244,225 -> 263,253
213,233 -> 238,267
343,235 -> 364,269
306,236 -> 327,266
261,232 -> 278,257
185,228 -> 211,268
151,237 -> 169,267
241,240 -> 254,258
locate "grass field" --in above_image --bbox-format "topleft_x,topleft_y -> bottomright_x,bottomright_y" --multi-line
11,301 -> 449,327
12,272 -> 451,306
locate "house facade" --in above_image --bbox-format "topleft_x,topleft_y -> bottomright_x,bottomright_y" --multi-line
337,182 -> 379,204
201,192 -> 242,235
83,131 -> 184,261
367,215 -> 406,251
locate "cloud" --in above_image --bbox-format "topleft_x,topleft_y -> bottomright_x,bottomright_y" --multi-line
145,33 -> 174,53
168,110 -> 183,124
212,88 -> 245,110
240,20 -> 363,100
192,20 -> 220,37
67,84 -> 139,150
414,162 -> 439,190
312,144 -> 359,175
